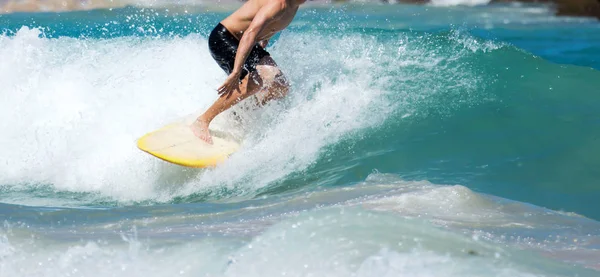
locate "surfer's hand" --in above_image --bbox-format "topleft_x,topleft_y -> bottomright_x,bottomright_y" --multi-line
218,71 -> 241,98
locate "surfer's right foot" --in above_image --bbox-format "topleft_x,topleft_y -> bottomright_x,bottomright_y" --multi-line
191,118 -> 213,144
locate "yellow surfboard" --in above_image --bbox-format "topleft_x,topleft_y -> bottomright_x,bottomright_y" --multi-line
137,121 -> 240,168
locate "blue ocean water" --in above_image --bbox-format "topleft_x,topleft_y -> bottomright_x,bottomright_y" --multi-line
1,2 -> 600,276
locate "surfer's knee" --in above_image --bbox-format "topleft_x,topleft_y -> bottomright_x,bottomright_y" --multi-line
273,70 -> 289,98
257,65 -> 289,98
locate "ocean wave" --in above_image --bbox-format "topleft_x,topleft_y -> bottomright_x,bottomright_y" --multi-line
0,26 -> 491,205
1,19 -> 599,220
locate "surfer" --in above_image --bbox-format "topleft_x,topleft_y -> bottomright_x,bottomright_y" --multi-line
191,0 -> 307,144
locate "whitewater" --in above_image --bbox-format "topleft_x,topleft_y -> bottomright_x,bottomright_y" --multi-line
1,3 -> 600,276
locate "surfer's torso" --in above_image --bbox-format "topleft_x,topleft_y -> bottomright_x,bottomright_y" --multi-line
220,0 -> 299,41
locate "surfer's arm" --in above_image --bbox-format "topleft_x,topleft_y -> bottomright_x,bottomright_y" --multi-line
217,3 -> 284,95
232,3 -> 282,75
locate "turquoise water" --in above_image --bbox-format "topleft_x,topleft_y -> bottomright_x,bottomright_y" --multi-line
1,3 -> 600,276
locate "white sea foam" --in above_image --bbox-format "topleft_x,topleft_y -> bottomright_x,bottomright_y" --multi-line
0,27 -> 222,201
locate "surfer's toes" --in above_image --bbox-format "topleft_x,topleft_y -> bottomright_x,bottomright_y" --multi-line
193,128 -> 213,144
191,121 -> 213,144
200,133 -> 213,144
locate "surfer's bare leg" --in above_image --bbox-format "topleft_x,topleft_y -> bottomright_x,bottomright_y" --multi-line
252,56 -> 290,105
191,56 -> 289,143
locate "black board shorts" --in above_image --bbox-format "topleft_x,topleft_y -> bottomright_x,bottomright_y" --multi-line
208,23 -> 270,81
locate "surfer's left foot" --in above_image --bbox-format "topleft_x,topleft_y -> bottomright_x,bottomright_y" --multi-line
191,118 -> 213,144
